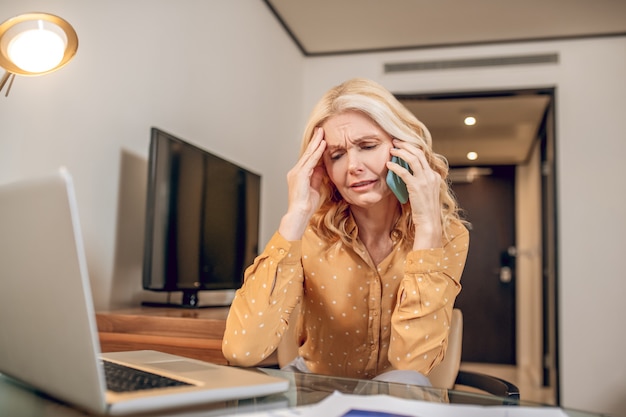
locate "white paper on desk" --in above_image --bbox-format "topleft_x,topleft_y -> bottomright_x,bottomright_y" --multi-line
235,391 -> 570,417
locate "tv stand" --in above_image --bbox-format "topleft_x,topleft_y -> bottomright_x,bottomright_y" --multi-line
182,290 -> 199,307
141,289 -> 236,309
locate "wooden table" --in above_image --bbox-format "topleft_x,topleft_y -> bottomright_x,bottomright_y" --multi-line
96,307 -> 232,365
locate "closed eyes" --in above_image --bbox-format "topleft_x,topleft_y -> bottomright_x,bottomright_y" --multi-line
328,142 -> 380,161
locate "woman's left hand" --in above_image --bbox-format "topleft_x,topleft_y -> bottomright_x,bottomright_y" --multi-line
386,140 -> 443,249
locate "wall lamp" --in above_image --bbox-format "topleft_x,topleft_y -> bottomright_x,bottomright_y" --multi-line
0,12 -> 78,97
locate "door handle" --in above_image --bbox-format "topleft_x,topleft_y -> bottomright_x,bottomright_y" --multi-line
498,246 -> 516,284
499,266 -> 513,283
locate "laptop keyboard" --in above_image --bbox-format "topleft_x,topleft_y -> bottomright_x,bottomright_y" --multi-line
103,360 -> 192,393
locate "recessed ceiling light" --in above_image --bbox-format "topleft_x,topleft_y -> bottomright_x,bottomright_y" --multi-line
464,116 -> 477,126
466,151 -> 478,161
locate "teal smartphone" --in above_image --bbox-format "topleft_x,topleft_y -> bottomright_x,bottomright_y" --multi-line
386,155 -> 411,204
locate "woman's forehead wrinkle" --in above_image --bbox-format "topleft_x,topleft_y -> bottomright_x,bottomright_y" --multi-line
327,135 -> 376,151
325,131 -> 349,149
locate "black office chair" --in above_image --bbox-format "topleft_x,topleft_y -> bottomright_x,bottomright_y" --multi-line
454,369 -> 520,404
429,309 -> 520,404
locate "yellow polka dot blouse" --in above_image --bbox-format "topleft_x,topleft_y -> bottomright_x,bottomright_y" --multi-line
223,218 -> 469,379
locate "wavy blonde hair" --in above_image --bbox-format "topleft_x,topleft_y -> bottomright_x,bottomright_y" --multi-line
301,78 -> 461,247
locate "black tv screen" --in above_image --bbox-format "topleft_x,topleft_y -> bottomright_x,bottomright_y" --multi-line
142,128 -> 261,307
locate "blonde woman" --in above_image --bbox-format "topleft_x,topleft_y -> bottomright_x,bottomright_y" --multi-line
223,78 -> 469,385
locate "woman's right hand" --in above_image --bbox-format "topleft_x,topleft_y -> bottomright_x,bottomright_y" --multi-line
278,128 -> 327,241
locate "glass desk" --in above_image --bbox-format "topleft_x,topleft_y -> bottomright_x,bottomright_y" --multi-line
0,368 -> 603,417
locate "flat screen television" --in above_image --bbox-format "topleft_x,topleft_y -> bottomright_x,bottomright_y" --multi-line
142,128 -> 261,308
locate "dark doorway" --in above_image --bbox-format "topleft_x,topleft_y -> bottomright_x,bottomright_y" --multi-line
452,166 -> 517,364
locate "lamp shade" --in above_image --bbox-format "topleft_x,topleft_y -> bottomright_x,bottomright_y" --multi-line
0,12 -> 78,76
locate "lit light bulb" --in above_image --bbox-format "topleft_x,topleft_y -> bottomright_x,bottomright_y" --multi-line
464,116 -> 477,126
7,21 -> 66,73
466,151 -> 478,161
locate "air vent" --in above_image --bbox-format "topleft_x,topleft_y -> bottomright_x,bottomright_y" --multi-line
384,53 -> 558,73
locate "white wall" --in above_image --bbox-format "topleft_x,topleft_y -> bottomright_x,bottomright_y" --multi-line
1,1 -> 625,415
0,0 -> 304,309
301,37 -> 626,416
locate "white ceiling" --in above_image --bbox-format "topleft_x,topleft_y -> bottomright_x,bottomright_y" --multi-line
265,0 -> 626,56
264,0 -> 626,167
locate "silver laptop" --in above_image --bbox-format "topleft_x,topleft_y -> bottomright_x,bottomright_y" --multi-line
0,168 -> 289,415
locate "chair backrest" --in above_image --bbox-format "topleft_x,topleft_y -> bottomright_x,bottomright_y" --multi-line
277,303 -> 463,390
427,308 -> 463,389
